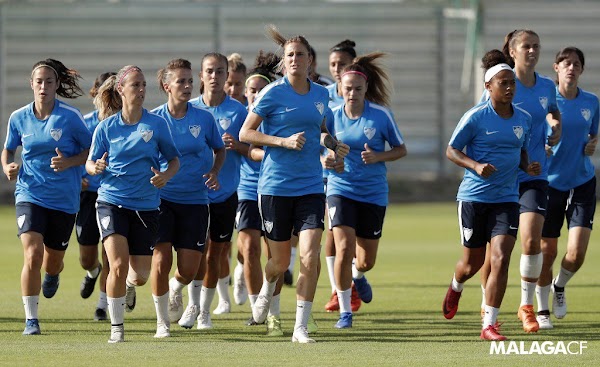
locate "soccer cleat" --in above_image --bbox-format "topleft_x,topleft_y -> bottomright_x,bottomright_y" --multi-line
197,310 -> 213,330
80,264 -> 102,299
442,284 -> 462,319
213,300 -> 231,315
552,280 -> 567,319
154,322 -> 170,338
517,305 -> 539,333
480,325 -> 507,341
307,313 -> 318,334
536,312 -> 553,330
94,308 -> 108,321
22,319 -> 41,335
324,291 -> 339,312
252,293 -> 272,324
168,290 -> 184,322
246,316 -> 264,326
266,315 -> 284,337
42,273 -> 60,299
178,304 -> 200,329
108,324 -> 125,343
233,265 -> 248,306
125,285 -> 136,313
292,326 -> 315,343
283,269 -> 293,286
335,312 -> 353,329
353,276 -> 372,303
351,284 -> 362,312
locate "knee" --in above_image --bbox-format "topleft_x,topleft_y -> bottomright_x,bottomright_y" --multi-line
272,257 -> 290,274
491,253 -> 511,272
354,258 -> 375,272
109,259 -> 128,280
24,248 -> 44,270
79,255 -> 97,271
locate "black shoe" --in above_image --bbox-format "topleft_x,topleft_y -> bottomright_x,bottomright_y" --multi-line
80,264 -> 102,299
94,308 -> 108,321
42,273 -> 60,299
283,269 -> 293,286
246,316 -> 264,326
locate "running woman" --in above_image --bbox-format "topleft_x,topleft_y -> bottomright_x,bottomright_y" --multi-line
239,25 -> 349,343
2,59 -> 91,336
536,47 -> 598,328
150,59 -> 225,337
442,50 -> 540,341
86,65 -> 180,343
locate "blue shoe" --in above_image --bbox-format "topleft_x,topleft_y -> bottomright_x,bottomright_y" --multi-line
23,319 -> 41,335
42,273 -> 60,299
353,276 -> 372,303
335,312 -> 353,329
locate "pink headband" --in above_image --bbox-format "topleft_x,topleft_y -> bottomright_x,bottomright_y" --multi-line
117,67 -> 141,89
341,70 -> 368,81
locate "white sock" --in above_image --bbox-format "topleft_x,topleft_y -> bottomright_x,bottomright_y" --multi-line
152,292 -> 169,325
352,260 -> 364,279
260,278 -> 277,297
482,305 -> 499,328
87,264 -> 101,279
125,279 -> 135,289
294,300 -> 312,331
536,284 -> 551,312
325,256 -> 336,293
108,296 -> 126,325
288,247 -> 297,273
268,294 -> 281,317
480,285 -> 486,308
520,280 -> 536,306
337,288 -> 352,314
451,274 -> 464,292
216,276 -> 230,303
23,296 -> 39,320
188,280 -> 202,306
200,286 -> 216,312
169,277 -> 186,293
555,267 -> 575,288
249,294 -> 258,308
97,291 -> 108,309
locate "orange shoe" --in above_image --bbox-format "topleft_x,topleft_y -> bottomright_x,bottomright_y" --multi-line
351,284 -> 362,312
517,305 -> 539,333
324,291 -> 339,312
480,324 -> 506,341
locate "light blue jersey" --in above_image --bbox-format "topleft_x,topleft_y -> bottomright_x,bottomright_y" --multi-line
4,101 -> 92,214
238,157 -> 261,201
449,100 -> 531,203
480,72 -> 558,183
547,87 -> 599,191
326,101 -> 404,206
88,109 -> 180,211
190,95 -> 247,203
151,102 -> 224,204
82,110 -> 102,192
253,76 -> 329,196
327,83 -> 344,109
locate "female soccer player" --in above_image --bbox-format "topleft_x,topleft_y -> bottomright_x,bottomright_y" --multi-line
2,58 -> 91,335
225,53 -> 248,106
239,25 -> 349,343
536,47 -> 598,328
326,52 -> 407,328
86,65 -> 180,343
442,50 -> 539,341
150,59 -> 225,337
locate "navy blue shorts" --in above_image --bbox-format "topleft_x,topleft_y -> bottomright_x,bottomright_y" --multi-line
15,202 -> 76,251
458,201 -> 519,248
519,179 -> 549,215
236,200 -> 263,232
158,199 -> 209,252
96,201 -> 159,256
260,193 -> 325,242
76,191 -> 100,246
542,177 -> 596,238
209,193 -> 238,243
327,195 -> 386,239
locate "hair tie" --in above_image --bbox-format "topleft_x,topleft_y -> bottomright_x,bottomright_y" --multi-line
484,63 -> 513,83
117,67 -> 141,89
245,74 -> 272,87
341,70 -> 368,81
31,65 -> 59,80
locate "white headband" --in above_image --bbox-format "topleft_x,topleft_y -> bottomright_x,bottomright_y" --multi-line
484,63 -> 513,83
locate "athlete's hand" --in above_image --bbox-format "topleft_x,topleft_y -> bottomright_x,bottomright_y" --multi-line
585,136 -> 598,156
475,162 -> 497,178
3,162 -> 19,181
526,161 -> 541,176
334,141 -> 350,159
283,131 -> 306,151
222,132 -> 239,151
545,144 -> 553,157
361,143 -> 379,164
203,171 -> 220,191
91,152 -> 108,175
81,178 -> 89,192
547,125 -> 561,146
50,148 -> 70,172
150,167 -> 170,188
324,152 -> 344,173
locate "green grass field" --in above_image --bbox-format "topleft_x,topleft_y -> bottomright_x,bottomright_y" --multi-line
0,203 -> 598,366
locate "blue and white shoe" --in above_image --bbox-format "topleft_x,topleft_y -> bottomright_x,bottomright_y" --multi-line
42,273 -> 60,298
23,319 -> 41,335
353,276 -> 372,303
335,312 -> 353,329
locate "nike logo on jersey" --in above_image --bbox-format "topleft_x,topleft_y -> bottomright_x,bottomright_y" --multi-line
285,107 -> 298,113
509,225 -> 518,230
219,234 -> 230,239
22,133 -> 34,139
150,246 -> 155,251
61,241 -> 68,247
537,206 -> 546,211
197,242 -> 204,247
486,130 -> 499,135
374,229 -> 382,236
514,102 -> 524,107
110,137 -> 125,143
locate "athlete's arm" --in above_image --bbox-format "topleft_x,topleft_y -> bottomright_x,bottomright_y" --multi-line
1,148 -> 19,181
240,111 -> 305,150
546,110 -> 562,146
150,157 -> 179,189
222,132 -> 250,156
585,134 -> 598,156
203,146 -> 225,191
519,148 -> 541,176
50,148 -> 89,172
361,144 -> 407,164
248,144 -> 264,162
320,118 -> 349,159
446,145 -> 496,178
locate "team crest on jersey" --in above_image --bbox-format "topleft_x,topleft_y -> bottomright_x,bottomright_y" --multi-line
17,215 -> 26,229
463,227 -> 473,242
581,108 -> 591,121
364,127 -> 376,140
101,216 -> 111,230
140,130 -> 153,143
328,206 -> 337,221
189,125 -> 201,138
264,220 -> 273,233
315,102 -> 325,115
219,118 -> 231,131
513,126 -> 523,139
539,96 -> 548,110
50,129 -> 62,141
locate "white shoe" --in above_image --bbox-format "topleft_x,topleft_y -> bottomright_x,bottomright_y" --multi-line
536,314 -> 553,330
125,285 -> 136,313
154,322 -> 170,338
291,326 -> 315,343
168,290 -> 184,322
213,300 -> 231,315
552,279 -> 567,319
233,264 -> 248,305
178,304 -> 200,329
252,293 -> 272,324
108,324 -> 124,343
197,310 -> 213,330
